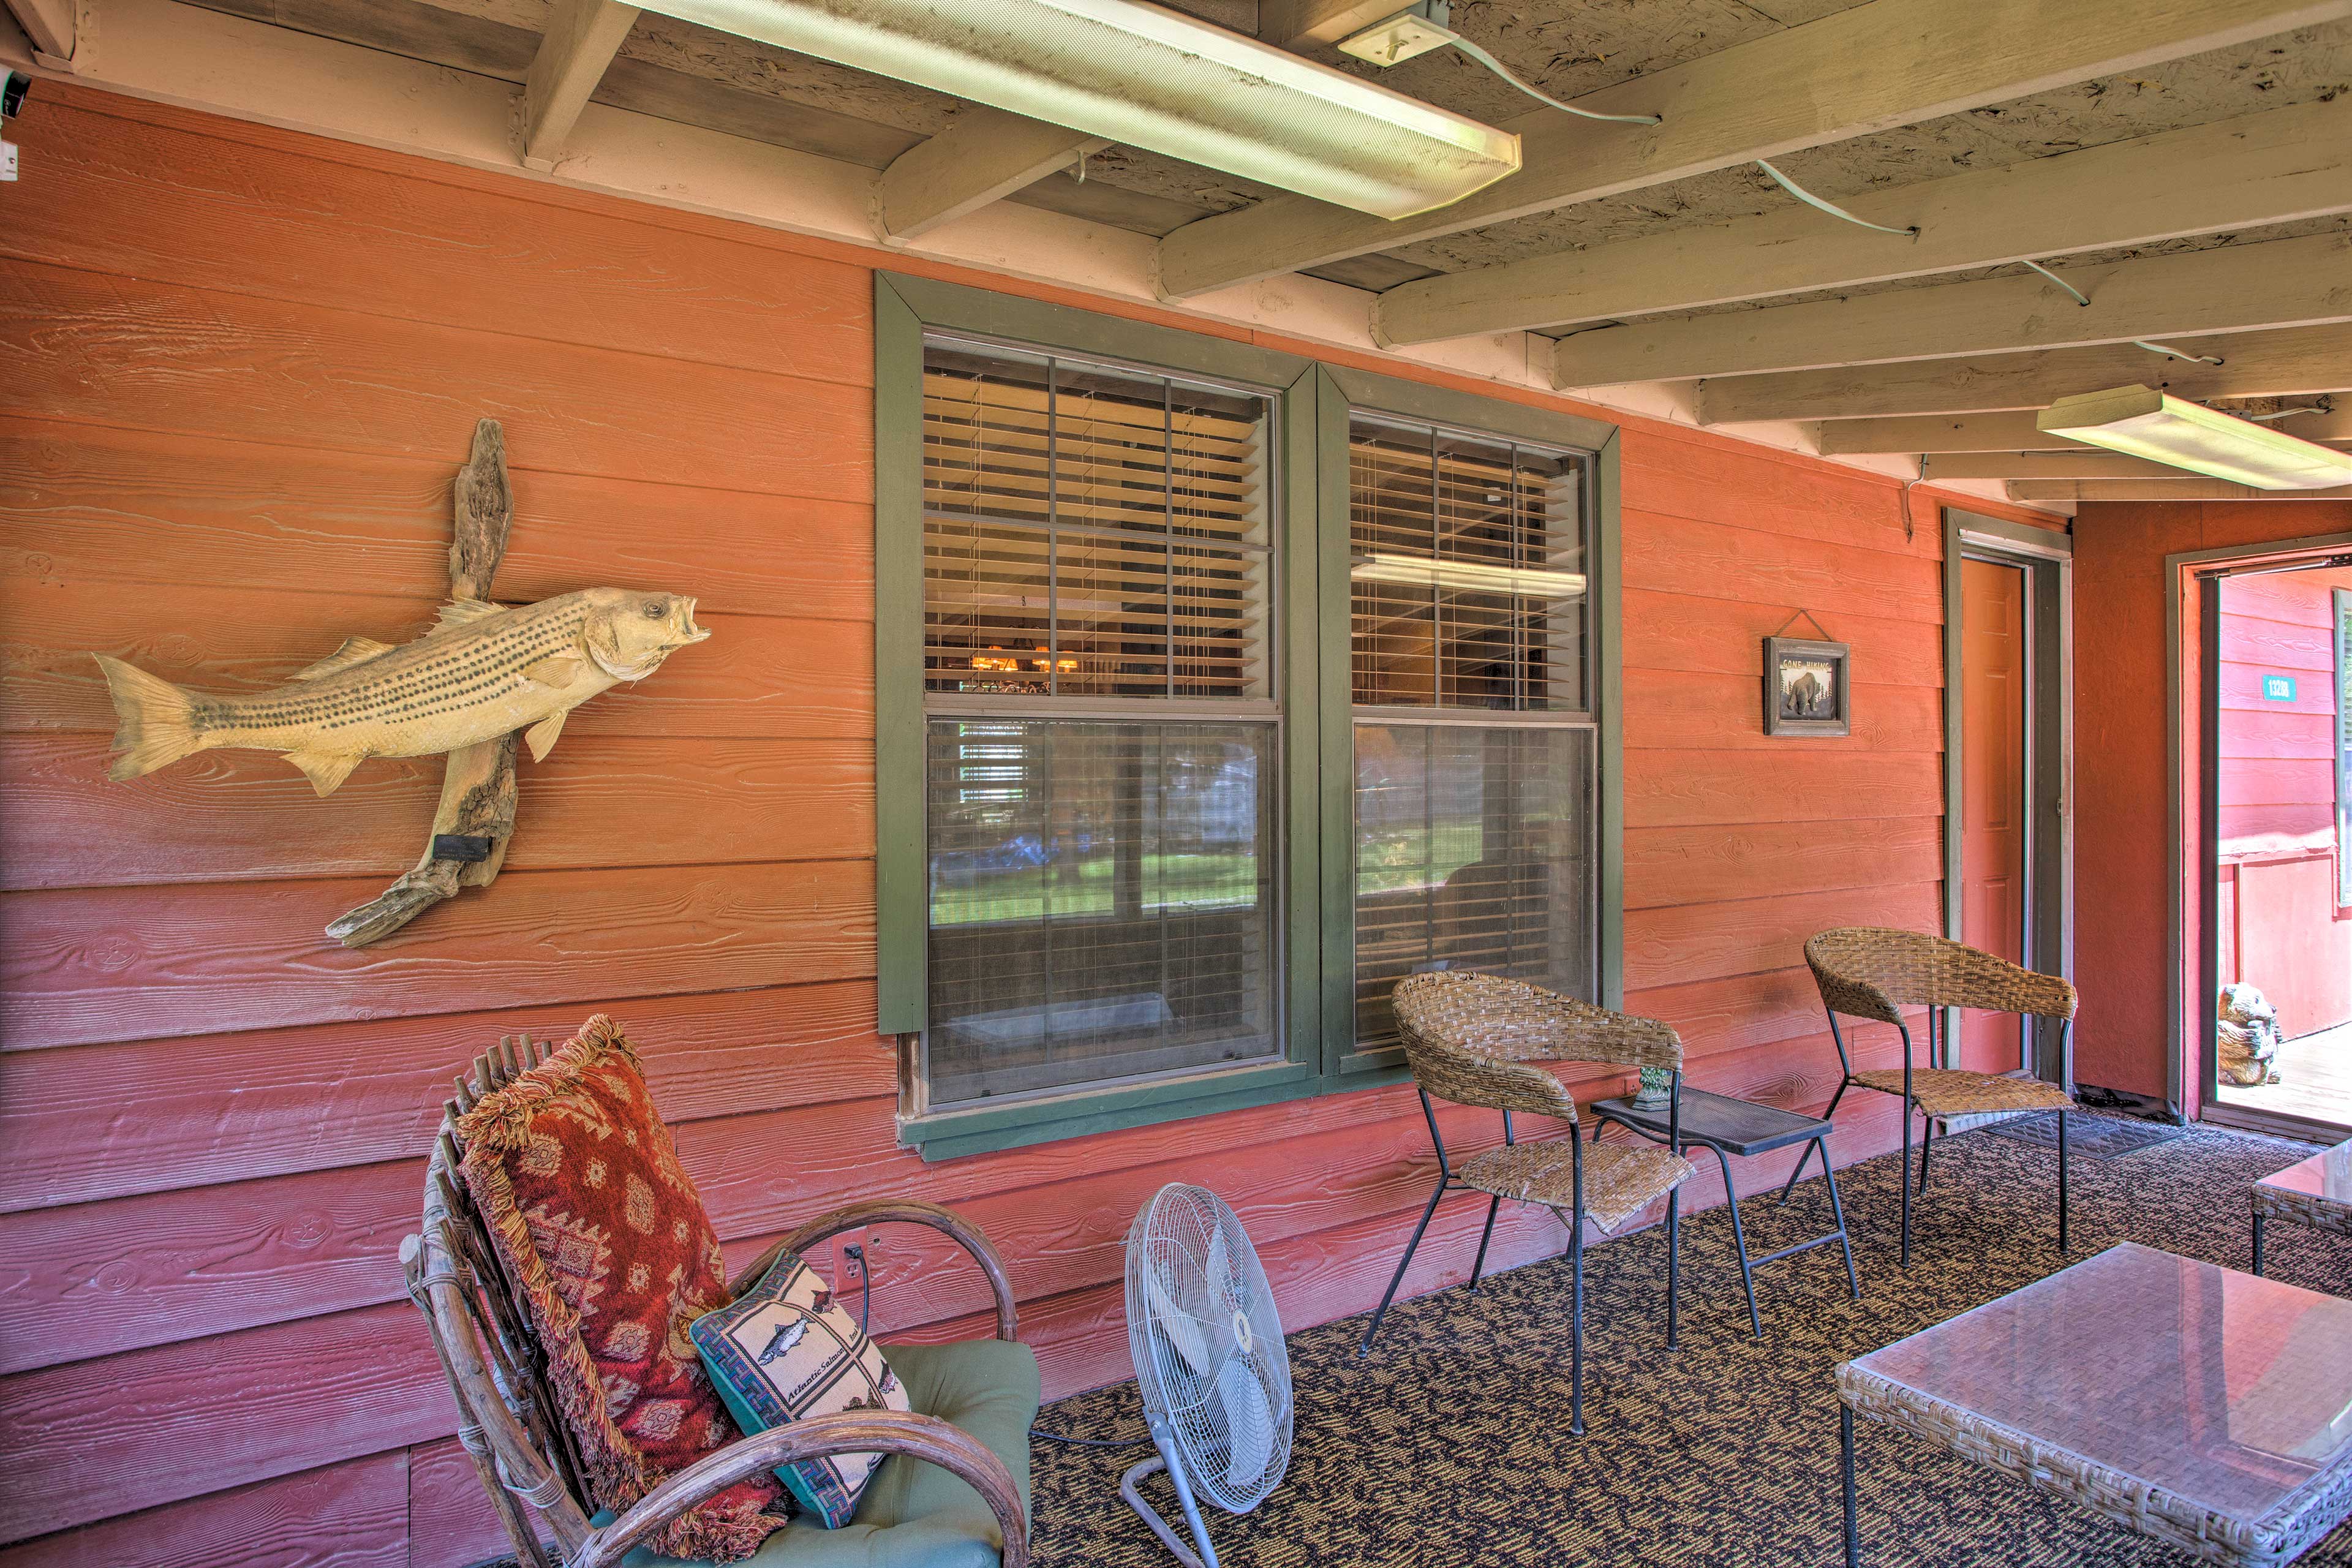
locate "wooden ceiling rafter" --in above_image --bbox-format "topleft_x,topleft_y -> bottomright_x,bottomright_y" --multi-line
518,0 -> 643,172
1814,405 -> 2352,455
1552,230 -> 2352,388
872,107 -> 1110,243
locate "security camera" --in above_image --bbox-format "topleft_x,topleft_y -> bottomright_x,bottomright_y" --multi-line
1,70 -> 28,119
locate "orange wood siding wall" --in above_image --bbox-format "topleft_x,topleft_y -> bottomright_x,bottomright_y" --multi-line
2072,500 -> 2352,1109
1,85 -> 2032,1568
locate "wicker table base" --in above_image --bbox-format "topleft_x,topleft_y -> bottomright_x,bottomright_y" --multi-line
1835,1243 -> 2352,1568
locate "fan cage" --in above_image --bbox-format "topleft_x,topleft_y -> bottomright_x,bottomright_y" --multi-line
1124,1183 -> 1294,1515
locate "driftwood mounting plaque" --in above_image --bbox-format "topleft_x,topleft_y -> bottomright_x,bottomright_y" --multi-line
91,420 -> 712,946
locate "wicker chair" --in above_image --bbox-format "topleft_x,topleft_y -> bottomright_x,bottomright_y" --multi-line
1782,927 -> 2078,1270
402,1034 -> 1033,1568
1361,972 -> 1696,1437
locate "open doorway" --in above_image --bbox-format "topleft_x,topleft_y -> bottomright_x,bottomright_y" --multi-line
2205,561 -> 2352,1133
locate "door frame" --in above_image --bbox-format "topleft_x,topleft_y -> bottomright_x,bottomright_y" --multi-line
1943,508 -> 2075,1088
2166,527 -> 2352,1138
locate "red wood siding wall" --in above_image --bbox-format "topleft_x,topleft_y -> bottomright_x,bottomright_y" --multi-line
0,85 -> 2034,1568
2072,500 -> 2352,1108
2214,568 -> 2352,1038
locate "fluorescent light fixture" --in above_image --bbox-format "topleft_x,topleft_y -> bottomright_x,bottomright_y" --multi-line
629,0 -> 1521,219
1351,552 -> 1586,597
2038,385 -> 2352,491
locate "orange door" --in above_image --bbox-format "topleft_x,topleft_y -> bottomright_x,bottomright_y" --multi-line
1962,557 -> 2029,1072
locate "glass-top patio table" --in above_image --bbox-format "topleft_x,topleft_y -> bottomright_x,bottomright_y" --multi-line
2253,1138 -> 2352,1276
1835,1242 -> 2352,1567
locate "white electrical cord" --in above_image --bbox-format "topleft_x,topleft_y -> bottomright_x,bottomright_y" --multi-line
1755,159 -> 1917,238
1427,21 -> 1662,125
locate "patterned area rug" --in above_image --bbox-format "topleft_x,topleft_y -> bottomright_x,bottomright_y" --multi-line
1985,1109 -> 2189,1158
1029,1117 -> 2352,1568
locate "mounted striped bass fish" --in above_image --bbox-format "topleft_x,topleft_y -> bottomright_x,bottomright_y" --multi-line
95,589 -> 710,796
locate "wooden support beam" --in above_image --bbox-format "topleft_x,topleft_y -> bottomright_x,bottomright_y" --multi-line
5,0 -> 77,69
872,107 -> 1109,244
1815,405 -> 2352,455
1372,97 -> 2352,347
1928,447 -> 2352,481
1698,324 -> 2352,424
1155,0 -> 2352,301
1554,232 -> 2352,386
2009,479 -> 2352,502
1259,0 -> 1400,49
518,0 -> 641,172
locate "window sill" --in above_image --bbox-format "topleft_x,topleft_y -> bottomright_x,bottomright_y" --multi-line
899,1054 -> 1397,1162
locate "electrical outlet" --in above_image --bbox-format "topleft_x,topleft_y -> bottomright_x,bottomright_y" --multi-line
0,141 -> 15,183
1337,4 -> 1455,67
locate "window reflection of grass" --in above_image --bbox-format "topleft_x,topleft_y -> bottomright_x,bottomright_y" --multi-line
931,851 -> 1265,925
1355,821 -> 1485,895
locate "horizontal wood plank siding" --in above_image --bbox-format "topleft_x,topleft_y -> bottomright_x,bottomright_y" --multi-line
0,83 -> 2010,1564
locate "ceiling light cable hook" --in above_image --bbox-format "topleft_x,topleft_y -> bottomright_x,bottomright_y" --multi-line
1754,159 -> 1918,238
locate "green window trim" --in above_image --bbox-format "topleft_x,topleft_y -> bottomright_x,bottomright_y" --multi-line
876,274 -> 1621,1160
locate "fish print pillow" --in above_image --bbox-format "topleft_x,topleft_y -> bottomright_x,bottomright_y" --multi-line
690,1251 -> 913,1528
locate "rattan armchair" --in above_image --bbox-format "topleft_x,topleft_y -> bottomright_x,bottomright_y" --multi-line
1362,971 -> 1696,1437
403,1035 -> 1031,1568
1784,927 -> 2078,1270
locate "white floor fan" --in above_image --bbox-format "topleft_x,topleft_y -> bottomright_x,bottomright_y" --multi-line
1120,1183 -> 1294,1568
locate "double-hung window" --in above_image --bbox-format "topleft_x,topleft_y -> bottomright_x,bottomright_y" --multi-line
919,339 -> 1284,1107
1348,413 -> 1597,1050
877,276 -> 1619,1159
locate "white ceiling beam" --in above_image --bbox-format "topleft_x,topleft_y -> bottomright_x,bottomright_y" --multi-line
1373,98 -> 2352,349
518,0 -> 641,172
1555,232 -> 2352,387
1815,405 -> 2352,454
2009,479 -> 2352,502
1929,447 -> 2352,481
1257,0 -> 1397,50
1154,0 -> 2352,301
872,107 -> 1109,244
6,0 -> 77,69
1698,324 -> 2352,424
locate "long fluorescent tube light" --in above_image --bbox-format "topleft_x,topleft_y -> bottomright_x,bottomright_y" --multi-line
630,0 -> 1521,219
1352,552 -> 1586,597
2038,386 -> 2352,491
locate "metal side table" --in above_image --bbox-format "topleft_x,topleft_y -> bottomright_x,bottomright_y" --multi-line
2252,1137 -> 2352,1276
1592,1084 -> 1859,1340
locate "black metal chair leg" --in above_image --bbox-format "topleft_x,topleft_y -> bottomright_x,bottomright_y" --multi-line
1570,1138 -> 1587,1439
1778,1079 -> 1850,1204
1665,1186 -> 1680,1350
1917,1115 -> 1935,1195
2253,1212 -> 2266,1276
2056,1108 -> 2069,1254
1842,1404 -> 1861,1568
1469,1194 -> 1500,1291
1818,1136 -> 1860,1300
1899,1101 -> 1913,1272
1714,1145 -> 1763,1338
1360,1176 -> 1447,1355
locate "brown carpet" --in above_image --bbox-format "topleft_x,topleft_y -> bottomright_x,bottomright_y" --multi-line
1029,1116 -> 2352,1568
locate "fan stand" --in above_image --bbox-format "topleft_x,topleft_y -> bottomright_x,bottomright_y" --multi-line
1120,1414 -> 1222,1568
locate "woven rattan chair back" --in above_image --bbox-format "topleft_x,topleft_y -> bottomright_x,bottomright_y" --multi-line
1393,970 -> 1681,1118
1805,927 -> 2077,1026
402,1034 -> 1031,1568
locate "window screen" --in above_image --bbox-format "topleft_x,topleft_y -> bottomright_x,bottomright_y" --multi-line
919,337 -> 1283,1109
1349,415 -> 1596,1046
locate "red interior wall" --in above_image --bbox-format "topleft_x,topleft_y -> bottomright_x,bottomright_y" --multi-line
0,84 -> 2055,1568
2215,569 -> 2352,1039
2072,500 -> 2352,1109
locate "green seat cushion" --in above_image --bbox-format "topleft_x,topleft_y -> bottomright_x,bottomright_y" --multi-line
605,1338 -> 1038,1568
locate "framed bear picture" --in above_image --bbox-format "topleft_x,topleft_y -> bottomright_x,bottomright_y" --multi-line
1763,636 -> 1850,737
